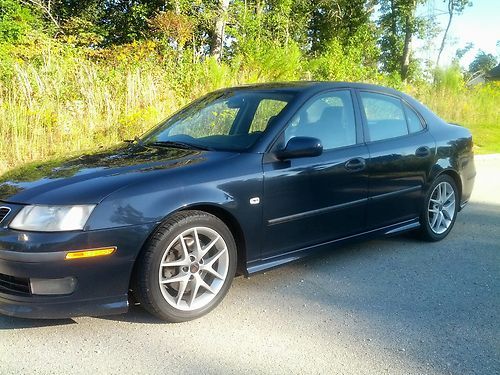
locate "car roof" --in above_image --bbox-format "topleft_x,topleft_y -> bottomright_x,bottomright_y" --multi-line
221,81 -> 402,96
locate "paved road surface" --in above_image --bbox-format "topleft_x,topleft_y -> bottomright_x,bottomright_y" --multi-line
0,158 -> 499,375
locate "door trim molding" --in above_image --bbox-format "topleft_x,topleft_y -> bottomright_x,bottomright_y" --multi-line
267,197 -> 367,226
369,185 -> 422,202
267,184 -> 422,226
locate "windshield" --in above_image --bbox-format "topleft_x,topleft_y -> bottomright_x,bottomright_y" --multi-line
143,91 -> 293,151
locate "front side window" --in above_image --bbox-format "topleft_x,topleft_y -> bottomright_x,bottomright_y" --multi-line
145,91 -> 292,151
284,90 -> 357,150
250,99 -> 288,133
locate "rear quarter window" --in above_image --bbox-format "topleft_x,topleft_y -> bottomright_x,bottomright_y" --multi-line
404,104 -> 424,133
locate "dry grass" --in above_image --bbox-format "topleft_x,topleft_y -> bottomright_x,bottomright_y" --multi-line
0,47 -> 498,176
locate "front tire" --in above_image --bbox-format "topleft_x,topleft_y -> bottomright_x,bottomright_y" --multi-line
419,174 -> 459,242
132,211 -> 237,322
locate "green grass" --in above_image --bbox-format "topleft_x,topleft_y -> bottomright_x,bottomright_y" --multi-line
0,40 -> 498,176
415,83 -> 500,154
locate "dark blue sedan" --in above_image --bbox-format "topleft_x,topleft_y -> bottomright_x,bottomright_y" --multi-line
0,82 -> 475,321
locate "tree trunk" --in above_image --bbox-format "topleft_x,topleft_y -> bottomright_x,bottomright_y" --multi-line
211,0 -> 230,61
436,1 -> 455,68
390,0 -> 397,37
400,14 -> 412,81
172,0 -> 183,62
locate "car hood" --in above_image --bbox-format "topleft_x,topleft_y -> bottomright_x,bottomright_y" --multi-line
0,144 -> 237,205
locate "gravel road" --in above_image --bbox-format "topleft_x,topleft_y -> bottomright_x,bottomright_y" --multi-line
0,158 -> 499,375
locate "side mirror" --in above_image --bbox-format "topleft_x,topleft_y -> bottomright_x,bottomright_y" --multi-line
275,137 -> 323,160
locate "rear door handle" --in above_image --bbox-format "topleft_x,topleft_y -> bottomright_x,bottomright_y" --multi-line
415,146 -> 431,157
345,157 -> 366,172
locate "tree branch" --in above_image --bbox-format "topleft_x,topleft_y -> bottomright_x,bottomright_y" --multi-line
19,0 -> 61,30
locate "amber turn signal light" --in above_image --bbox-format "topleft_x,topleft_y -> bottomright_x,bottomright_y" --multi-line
65,247 -> 116,260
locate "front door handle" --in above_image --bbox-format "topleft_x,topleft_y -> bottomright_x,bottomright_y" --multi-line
345,157 -> 366,172
415,146 -> 431,158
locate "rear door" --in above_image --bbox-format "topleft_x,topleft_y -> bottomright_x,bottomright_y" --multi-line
357,90 -> 436,229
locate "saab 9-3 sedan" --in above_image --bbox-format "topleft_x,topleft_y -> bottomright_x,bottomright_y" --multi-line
0,82 -> 475,322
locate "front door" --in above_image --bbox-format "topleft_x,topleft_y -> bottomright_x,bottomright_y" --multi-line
261,90 -> 369,259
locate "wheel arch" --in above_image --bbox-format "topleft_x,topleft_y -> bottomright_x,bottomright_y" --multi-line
180,204 -> 248,276
428,158 -> 463,204
131,203 -> 248,279
435,169 -> 463,206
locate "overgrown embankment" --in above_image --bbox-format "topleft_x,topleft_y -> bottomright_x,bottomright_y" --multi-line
0,37 -> 498,175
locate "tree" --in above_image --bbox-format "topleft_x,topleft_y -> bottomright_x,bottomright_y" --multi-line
149,10 -> 194,51
308,0 -> 375,53
210,0 -> 230,60
19,0 -> 61,29
379,0 -> 427,81
469,50 -> 497,75
435,0 -> 471,68
454,42 -> 474,62
0,0 -> 40,43
228,0 -> 308,56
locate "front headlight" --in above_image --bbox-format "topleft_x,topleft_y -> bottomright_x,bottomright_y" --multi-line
9,205 -> 96,232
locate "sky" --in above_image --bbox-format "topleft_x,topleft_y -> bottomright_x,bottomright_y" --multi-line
419,0 -> 500,68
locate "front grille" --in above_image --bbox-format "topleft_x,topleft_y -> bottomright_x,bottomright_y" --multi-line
0,273 -> 31,296
0,207 -> 11,224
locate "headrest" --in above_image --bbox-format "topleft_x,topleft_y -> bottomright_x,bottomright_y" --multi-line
319,106 -> 344,123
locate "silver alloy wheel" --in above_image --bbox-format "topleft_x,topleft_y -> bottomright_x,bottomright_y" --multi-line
428,181 -> 456,235
158,226 -> 229,311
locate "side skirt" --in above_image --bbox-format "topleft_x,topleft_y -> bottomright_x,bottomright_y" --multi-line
245,218 -> 420,276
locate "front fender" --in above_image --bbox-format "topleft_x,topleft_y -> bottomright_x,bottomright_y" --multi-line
85,153 -> 264,263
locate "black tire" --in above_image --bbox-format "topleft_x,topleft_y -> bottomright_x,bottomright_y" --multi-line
419,174 -> 459,242
132,210 -> 237,322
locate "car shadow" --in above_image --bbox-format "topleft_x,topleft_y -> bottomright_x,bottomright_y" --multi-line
0,305 -> 162,329
95,303 -> 166,324
0,315 -> 76,329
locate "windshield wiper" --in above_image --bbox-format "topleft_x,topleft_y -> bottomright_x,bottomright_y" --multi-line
124,136 -> 144,147
148,141 -> 213,151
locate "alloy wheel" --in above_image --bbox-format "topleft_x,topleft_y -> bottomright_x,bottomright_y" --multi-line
427,181 -> 456,235
158,226 -> 229,311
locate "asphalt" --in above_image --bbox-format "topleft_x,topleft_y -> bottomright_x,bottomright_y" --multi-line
0,158 -> 499,375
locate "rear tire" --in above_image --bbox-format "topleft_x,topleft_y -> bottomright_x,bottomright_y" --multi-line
132,210 -> 237,322
419,174 -> 459,242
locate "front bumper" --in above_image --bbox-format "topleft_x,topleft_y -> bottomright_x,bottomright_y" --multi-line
0,223 -> 156,319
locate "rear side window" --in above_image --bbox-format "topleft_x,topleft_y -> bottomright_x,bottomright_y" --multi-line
360,92 -> 408,141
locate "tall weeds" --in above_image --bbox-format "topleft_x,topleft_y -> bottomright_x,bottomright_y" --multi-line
0,38 -> 498,175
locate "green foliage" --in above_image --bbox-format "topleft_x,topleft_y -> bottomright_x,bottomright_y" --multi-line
309,0 -> 375,53
0,0 -> 42,78
0,0 -> 498,174
235,39 -> 303,82
433,64 -> 465,92
0,0 -> 39,43
379,0 -> 430,80
417,77 -> 500,154
469,50 -> 498,75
